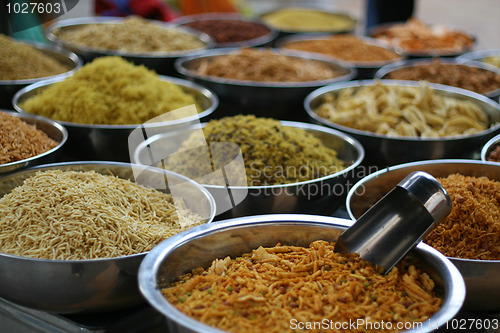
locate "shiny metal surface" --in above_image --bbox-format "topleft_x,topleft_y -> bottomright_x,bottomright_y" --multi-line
481,133 -> 500,162
0,110 -> 68,175
374,58 -> 500,101
0,41 -> 81,109
457,49 -> 500,65
12,75 -> 218,162
346,159 -> 500,311
335,171 -> 451,274
276,34 -> 405,79
172,13 -> 278,48
138,214 -> 465,333
132,120 -> 364,217
175,47 -> 356,117
0,161 -> 216,314
304,79 -> 500,165
45,16 -> 215,75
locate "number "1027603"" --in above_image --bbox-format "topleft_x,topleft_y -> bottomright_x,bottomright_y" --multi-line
6,2 -> 62,14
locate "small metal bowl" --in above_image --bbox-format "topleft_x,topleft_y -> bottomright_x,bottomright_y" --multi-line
13,75 -> 218,162
175,48 -> 356,117
346,159 -> 500,311
374,58 -> 500,101
172,13 -> 278,48
277,34 -> 404,79
0,110 -> 67,175
138,214 -> 465,333
0,40 -> 81,109
259,6 -> 357,36
481,133 -> 500,163
457,49 -> 500,68
304,80 -> 500,166
45,16 -> 215,75
132,120 -> 364,218
0,161 -> 216,314
368,22 -> 476,58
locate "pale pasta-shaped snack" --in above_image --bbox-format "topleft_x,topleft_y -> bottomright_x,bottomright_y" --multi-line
314,81 -> 489,138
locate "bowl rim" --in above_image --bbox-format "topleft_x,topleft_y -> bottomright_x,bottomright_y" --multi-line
12,74 -> 219,129
345,158 -> 500,263
481,132 -> 500,162
45,16 -> 216,58
0,160 -> 217,263
174,47 -> 357,88
457,48 -> 500,63
276,33 -> 405,68
258,5 -> 358,34
0,39 -> 82,85
132,119 -> 365,190
374,58 -> 500,98
171,12 -> 279,48
367,21 -> 476,57
138,214 -> 466,333
304,79 -> 500,142
0,110 -> 68,171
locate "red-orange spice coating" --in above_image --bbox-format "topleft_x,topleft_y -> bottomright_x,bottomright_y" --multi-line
425,174 -> 500,260
0,112 -> 58,165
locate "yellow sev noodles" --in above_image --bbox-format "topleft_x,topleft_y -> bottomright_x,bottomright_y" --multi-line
19,56 -> 199,125
162,241 -> 442,333
314,81 -> 489,138
0,170 -> 204,260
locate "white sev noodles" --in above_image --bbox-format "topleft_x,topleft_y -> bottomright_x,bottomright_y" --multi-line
0,170 -> 204,260
314,81 -> 489,138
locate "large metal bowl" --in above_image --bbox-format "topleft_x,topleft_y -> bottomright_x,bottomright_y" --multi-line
13,75 -> 218,162
45,16 -> 215,76
481,133 -> 500,163
132,120 -> 364,218
0,110 -> 67,175
0,40 -> 81,109
277,34 -> 405,79
172,13 -> 278,48
457,49 -> 500,68
0,161 -> 216,314
175,48 -> 356,118
374,58 -> 500,101
139,214 -> 465,333
346,159 -> 500,312
304,80 -> 500,166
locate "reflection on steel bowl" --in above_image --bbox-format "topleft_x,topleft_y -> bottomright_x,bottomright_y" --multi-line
304,80 -> 500,165
0,110 -> 67,175
278,34 -> 404,79
346,159 -> 500,311
13,75 -> 218,161
139,214 -> 465,333
0,161 -> 216,313
0,40 -> 81,109
375,58 -> 500,101
45,16 -> 215,75
132,120 -> 364,217
175,48 -> 355,117
457,49 -> 500,69
172,13 -> 278,48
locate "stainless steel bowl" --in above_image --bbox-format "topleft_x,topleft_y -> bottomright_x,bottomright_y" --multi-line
175,47 -> 356,117
481,133 -> 500,162
277,34 -> 405,79
0,161 -> 216,314
457,49 -> 500,67
0,110 -> 67,175
172,13 -> 278,48
45,16 -> 215,76
139,214 -> 465,333
132,120 -> 364,218
374,58 -> 500,101
304,79 -> 500,166
346,159 -> 500,311
0,40 -> 81,109
13,75 -> 218,162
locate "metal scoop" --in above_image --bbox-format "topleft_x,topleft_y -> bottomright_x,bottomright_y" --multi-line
335,171 -> 452,274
